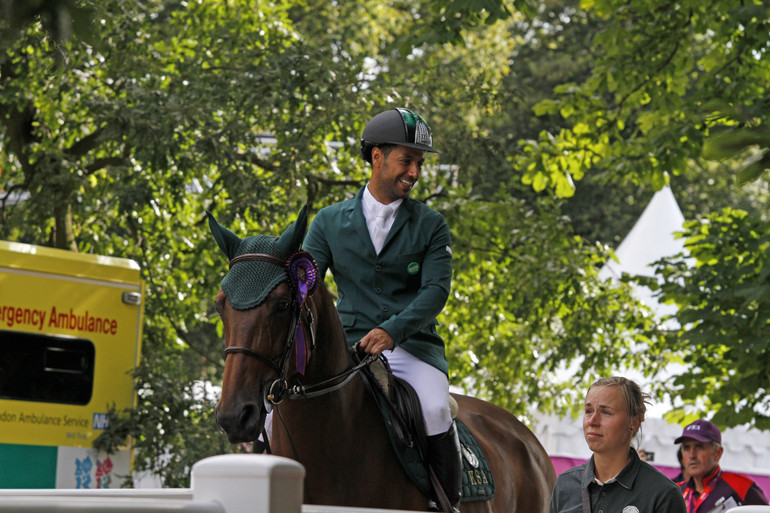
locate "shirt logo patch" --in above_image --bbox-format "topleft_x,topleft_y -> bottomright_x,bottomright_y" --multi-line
407,262 -> 420,275
623,506 -> 639,513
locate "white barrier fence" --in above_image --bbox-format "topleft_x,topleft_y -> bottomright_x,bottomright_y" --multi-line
0,455 -> 415,513
0,455 -> 302,513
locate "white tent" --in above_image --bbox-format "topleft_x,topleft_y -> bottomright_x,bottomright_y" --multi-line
593,185 -> 689,416
599,185 -> 689,321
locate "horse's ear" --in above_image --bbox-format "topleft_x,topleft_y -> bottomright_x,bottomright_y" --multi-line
206,211 -> 243,260
276,204 -> 308,256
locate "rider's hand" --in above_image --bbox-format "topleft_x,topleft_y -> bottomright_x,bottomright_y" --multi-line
357,328 -> 394,356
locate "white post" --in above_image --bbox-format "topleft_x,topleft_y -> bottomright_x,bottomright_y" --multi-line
191,455 -> 305,513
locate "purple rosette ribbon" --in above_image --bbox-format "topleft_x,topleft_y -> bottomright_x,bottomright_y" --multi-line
286,251 -> 319,374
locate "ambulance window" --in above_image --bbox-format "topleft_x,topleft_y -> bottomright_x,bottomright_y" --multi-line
0,331 -> 94,405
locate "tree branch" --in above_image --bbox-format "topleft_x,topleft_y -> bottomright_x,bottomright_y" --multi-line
85,156 -> 127,174
230,150 -> 279,172
66,126 -> 106,157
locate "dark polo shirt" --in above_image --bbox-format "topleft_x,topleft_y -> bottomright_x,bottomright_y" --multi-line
550,448 -> 686,513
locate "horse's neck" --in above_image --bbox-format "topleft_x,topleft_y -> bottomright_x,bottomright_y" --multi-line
277,285 -> 417,506
282,283 -> 377,438
305,284 -> 352,379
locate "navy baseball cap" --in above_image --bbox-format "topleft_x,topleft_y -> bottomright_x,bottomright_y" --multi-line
674,419 -> 722,445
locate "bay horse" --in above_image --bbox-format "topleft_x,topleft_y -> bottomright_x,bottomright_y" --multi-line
208,207 -> 556,513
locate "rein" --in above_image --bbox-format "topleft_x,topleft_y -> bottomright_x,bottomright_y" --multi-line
282,353 -> 377,400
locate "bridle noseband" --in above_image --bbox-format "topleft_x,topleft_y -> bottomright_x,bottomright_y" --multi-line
224,343 -> 289,374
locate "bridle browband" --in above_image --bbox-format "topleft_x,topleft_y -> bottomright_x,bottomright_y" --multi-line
228,253 -> 285,269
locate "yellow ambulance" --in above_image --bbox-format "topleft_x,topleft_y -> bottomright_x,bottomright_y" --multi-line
0,241 -> 144,488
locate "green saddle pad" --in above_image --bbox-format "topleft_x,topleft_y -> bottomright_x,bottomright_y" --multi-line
456,420 -> 495,502
372,389 -> 495,503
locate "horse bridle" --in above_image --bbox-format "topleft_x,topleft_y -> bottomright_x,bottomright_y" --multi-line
224,252 -> 311,405
224,252 -> 375,406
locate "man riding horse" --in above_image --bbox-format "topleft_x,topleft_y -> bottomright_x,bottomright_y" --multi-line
303,107 -> 460,511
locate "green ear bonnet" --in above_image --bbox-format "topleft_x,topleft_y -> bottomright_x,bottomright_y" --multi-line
206,206 -> 310,310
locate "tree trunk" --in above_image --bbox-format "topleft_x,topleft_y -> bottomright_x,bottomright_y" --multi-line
54,202 -> 77,251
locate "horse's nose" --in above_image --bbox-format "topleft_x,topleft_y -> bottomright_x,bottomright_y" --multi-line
215,400 -> 263,444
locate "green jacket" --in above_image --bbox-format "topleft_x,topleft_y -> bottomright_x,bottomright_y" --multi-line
303,186 -> 453,373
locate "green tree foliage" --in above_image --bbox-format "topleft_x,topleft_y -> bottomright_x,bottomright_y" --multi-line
440,185 -> 665,415
518,0 -> 770,193
512,0 -> 769,428
469,0 -> 768,246
652,209 -> 770,430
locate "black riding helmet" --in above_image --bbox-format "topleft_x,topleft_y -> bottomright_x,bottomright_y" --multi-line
360,107 -> 438,164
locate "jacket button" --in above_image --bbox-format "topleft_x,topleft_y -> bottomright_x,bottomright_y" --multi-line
380,305 -> 389,312
375,287 -> 382,294
375,264 -> 382,271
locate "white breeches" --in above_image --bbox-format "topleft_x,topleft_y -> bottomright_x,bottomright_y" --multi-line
386,346 -> 452,436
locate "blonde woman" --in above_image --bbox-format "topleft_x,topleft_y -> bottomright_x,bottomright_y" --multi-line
549,377 -> 686,513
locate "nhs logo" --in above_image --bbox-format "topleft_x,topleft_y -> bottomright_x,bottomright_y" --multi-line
92,413 -> 110,430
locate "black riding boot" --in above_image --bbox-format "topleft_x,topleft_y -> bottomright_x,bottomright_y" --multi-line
427,420 -> 462,511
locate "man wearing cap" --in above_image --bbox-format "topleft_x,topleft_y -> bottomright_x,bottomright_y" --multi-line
303,107 -> 459,511
675,419 -> 768,513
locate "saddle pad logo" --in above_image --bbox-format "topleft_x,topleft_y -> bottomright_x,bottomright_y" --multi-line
462,444 -> 479,468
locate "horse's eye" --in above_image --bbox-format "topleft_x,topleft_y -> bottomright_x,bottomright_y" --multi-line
214,290 -> 227,316
277,299 -> 291,311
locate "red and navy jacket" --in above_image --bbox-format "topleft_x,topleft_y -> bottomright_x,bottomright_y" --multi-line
680,466 -> 768,513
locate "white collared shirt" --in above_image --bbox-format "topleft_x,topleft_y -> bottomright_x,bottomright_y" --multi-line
363,184 -> 402,254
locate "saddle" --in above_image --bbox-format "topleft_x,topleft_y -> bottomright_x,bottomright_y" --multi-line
351,349 -> 495,503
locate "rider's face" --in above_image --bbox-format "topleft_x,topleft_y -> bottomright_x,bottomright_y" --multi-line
369,145 -> 424,204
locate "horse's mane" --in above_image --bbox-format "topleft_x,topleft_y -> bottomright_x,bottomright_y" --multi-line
308,278 -> 338,323
305,280 -> 350,369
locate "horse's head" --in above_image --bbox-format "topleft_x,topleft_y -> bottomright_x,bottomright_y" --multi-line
208,206 -> 318,443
